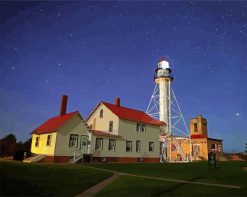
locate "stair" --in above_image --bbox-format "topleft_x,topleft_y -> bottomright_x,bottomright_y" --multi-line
23,154 -> 45,163
171,137 -> 187,161
70,147 -> 92,163
70,155 -> 84,164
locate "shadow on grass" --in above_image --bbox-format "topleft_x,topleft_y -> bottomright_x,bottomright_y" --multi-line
155,176 -> 206,195
0,172 -> 47,196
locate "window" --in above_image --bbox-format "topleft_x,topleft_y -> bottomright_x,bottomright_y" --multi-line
217,145 -> 221,152
136,123 -> 140,132
46,134 -> 52,146
136,140 -> 141,152
35,136 -> 39,147
149,142 -> 154,152
211,144 -> 216,150
95,138 -> 103,150
141,124 -> 146,132
136,123 -> 146,132
69,134 -> 78,148
126,141 -> 132,152
99,109 -> 103,118
108,139 -> 116,151
194,123 -> 198,133
109,121 -> 113,132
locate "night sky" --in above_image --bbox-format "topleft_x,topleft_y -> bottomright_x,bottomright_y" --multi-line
1,1 -> 247,152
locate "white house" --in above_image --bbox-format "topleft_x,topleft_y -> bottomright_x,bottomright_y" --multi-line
29,95 -> 92,163
27,96 -> 163,163
87,98 -> 163,162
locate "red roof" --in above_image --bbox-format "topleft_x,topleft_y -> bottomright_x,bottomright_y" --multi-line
91,130 -> 121,138
101,102 -> 164,126
190,134 -> 207,139
32,111 -> 78,135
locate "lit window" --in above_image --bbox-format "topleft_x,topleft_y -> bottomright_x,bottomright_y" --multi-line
100,109 -> 103,118
108,139 -> 116,151
136,140 -> 141,152
141,124 -> 146,132
149,142 -> 154,152
46,134 -> 52,146
95,138 -> 103,150
109,121 -> 113,132
35,136 -> 39,147
126,141 -> 132,152
194,123 -> 198,132
69,134 -> 78,148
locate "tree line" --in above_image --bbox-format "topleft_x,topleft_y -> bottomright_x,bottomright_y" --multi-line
0,133 -> 32,160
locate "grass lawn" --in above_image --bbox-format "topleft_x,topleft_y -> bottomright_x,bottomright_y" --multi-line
90,161 -> 247,196
0,160 -> 112,196
89,161 -> 247,186
96,175 -> 247,197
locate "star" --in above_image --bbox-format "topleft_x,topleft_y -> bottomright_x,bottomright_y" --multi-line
236,113 -> 240,116
11,66 -> 15,70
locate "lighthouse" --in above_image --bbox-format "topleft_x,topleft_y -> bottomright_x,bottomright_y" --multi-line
147,57 -> 192,162
154,57 -> 173,134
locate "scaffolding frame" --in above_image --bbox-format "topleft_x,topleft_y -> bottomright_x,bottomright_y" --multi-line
146,85 -> 192,163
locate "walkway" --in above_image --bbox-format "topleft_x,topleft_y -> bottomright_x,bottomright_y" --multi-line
76,166 -> 241,197
75,172 -> 121,197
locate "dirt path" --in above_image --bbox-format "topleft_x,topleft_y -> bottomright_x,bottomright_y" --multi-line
75,173 -> 121,197
75,166 -> 241,196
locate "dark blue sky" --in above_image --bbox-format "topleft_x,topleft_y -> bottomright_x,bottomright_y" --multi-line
1,1 -> 247,152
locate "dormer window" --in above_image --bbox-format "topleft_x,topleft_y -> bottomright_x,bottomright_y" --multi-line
99,109 -> 103,118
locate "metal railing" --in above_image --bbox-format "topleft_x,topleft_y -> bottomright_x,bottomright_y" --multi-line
70,146 -> 92,163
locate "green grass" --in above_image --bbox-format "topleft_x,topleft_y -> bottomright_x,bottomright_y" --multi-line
0,160 -> 112,196
1,161 -> 247,196
90,161 -> 247,196
88,161 -> 247,186
96,175 -> 247,197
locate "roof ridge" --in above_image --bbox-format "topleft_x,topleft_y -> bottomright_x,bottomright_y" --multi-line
101,101 -> 146,113
32,111 -> 79,134
86,102 -> 101,121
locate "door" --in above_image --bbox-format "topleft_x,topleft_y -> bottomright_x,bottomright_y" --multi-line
80,135 -> 89,153
193,144 -> 200,159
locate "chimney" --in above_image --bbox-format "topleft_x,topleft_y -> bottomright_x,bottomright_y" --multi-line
114,97 -> 120,107
60,95 -> 68,116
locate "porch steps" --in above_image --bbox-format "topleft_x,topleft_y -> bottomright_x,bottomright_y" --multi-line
23,154 -> 45,163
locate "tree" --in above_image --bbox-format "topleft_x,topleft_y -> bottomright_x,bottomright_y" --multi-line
0,133 -> 17,157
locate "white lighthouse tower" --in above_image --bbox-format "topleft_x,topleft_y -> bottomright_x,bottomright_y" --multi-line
147,57 -> 191,162
154,57 -> 173,134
